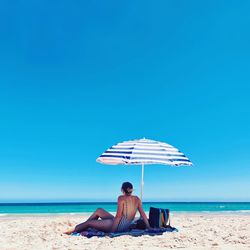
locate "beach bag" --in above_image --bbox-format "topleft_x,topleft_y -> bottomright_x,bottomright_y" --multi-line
149,207 -> 171,228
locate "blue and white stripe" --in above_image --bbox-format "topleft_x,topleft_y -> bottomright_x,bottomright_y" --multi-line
97,138 -> 193,166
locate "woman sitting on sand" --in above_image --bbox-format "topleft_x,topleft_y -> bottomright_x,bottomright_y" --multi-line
65,182 -> 151,234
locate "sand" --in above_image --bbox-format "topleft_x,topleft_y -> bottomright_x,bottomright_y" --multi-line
1,213 -> 250,250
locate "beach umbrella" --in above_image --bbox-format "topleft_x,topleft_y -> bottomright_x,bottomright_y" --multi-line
96,138 -> 193,200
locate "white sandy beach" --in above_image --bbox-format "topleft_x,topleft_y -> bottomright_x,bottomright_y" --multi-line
1,213 -> 249,250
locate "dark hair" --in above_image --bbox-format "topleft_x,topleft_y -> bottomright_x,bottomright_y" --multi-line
121,182 -> 133,195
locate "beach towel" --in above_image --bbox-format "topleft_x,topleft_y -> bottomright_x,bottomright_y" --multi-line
71,227 -> 178,238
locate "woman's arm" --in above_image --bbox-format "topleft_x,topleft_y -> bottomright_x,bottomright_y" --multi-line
137,198 -> 151,229
111,196 -> 123,232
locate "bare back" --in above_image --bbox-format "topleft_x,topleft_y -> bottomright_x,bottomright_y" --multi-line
118,195 -> 139,221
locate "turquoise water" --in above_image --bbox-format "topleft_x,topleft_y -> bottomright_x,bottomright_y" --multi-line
0,202 -> 250,215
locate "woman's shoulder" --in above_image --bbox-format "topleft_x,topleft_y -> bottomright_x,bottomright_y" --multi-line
132,195 -> 140,202
118,195 -> 124,200
131,195 -> 139,199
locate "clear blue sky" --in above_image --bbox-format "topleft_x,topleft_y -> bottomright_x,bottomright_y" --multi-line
0,1 -> 249,202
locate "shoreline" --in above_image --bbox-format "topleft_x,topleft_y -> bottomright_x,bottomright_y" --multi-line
1,210 -> 250,217
1,211 -> 250,221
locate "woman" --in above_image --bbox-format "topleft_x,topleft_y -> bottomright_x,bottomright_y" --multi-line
64,182 -> 151,234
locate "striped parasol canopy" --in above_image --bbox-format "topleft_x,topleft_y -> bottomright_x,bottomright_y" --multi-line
97,138 -> 193,200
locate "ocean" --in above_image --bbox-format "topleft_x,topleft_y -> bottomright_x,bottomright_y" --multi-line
0,202 -> 250,215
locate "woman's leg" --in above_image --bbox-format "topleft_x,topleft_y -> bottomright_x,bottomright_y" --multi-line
74,218 -> 114,233
64,208 -> 114,234
87,208 -> 114,221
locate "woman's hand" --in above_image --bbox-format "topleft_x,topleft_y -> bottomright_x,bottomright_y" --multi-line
146,226 -> 153,230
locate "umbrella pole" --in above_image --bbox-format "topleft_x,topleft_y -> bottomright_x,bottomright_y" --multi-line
140,163 -> 144,201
